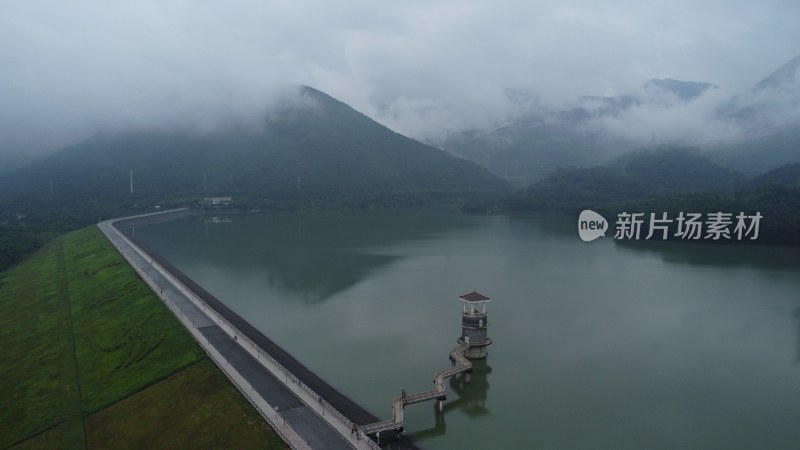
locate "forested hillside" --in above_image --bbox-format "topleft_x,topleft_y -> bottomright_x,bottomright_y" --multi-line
0,86 -> 509,272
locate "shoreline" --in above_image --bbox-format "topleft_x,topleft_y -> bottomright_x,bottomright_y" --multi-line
106,208 -> 418,449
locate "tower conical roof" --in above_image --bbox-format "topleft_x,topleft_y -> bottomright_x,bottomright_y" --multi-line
458,291 -> 491,302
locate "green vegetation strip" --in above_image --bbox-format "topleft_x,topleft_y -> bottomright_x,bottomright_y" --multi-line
1,226 -> 283,448
86,359 -> 286,450
55,242 -> 88,448
62,227 -> 203,414
0,240 -> 63,446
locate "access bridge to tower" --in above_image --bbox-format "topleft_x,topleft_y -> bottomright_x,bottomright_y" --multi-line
360,291 -> 494,439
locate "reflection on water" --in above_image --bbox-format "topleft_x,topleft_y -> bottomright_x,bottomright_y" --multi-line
616,238 -> 800,272
138,208 -> 471,304
136,209 -> 800,449
405,359 -> 493,442
796,307 -> 800,363
204,215 -> 233,224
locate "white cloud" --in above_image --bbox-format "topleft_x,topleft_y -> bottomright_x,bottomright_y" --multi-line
0,0 -> 799,156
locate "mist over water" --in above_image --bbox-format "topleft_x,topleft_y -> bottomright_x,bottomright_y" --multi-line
135,209 -> 800,449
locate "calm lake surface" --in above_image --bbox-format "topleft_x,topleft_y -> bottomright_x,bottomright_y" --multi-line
134,208 -> 800,449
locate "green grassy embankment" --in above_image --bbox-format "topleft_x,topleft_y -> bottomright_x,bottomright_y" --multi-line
0,226 -> 285,449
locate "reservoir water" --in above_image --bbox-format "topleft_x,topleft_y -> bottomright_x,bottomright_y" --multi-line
134,208 -> 800,449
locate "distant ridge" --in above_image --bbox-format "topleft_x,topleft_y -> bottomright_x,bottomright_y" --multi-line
754,53 -> 800,92
0,85 -> 509,211
643,78 -> 718,100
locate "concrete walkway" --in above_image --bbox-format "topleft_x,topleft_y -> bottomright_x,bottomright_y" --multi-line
99,211 -> 376,450
360,341 -> 472,436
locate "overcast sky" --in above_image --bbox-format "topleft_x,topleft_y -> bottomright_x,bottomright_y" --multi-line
2,0 -> 799,158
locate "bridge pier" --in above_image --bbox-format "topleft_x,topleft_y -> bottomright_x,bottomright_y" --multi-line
359,291 -> 495,440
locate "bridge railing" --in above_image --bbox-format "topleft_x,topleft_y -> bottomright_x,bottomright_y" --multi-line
103,219 -> 378,449
360,340 -> 475,437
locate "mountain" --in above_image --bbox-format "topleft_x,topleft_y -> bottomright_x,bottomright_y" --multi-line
572,78 -> 717,119
701,54 -> 800,175
717,53 -> 800,122
704,121 -> 800,176
611,146 -> 741,194
462,144 -> 800,245
440,114 -> 615,185
642,78 -> 718,100
749,162 -> 800,188
441,78 -> 718,184
0,152 -> 40,176
0,86 -> 509,213
442,55 -> 800,185
753,54 -> 800,92
499,146 -> 740,212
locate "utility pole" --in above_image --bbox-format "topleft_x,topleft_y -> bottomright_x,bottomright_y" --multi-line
130,170 -> 134,194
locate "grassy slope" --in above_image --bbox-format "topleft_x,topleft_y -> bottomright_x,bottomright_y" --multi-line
0,238 -> 63,445
86,359 -> 285,450
63,227 -> 202,414
0,226 -> 283,449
